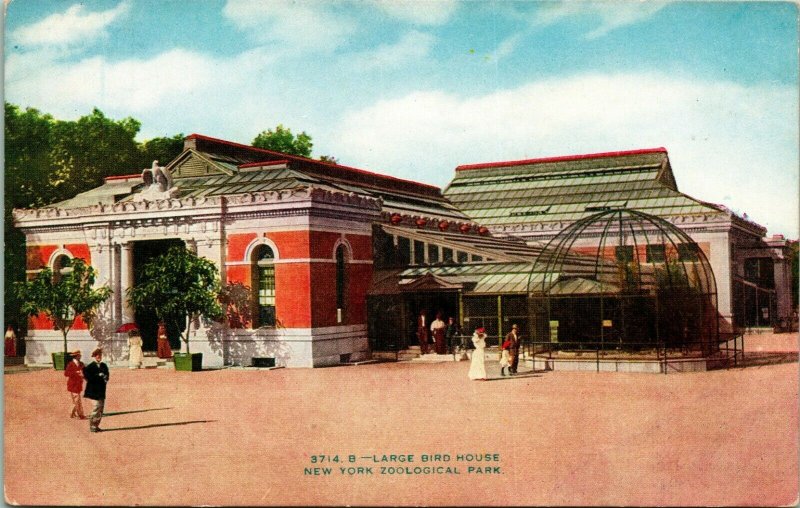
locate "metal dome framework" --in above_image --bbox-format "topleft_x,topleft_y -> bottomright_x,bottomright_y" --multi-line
527,209 -> 719,354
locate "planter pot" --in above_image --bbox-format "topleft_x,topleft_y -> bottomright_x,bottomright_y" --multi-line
173,353 -> 203,371
52,352 -> 70,371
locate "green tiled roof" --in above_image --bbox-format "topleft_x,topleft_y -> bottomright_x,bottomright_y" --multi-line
444,149 -> 725,227
49,135 -> 468,222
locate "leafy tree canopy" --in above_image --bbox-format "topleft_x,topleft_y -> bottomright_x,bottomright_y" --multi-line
4,102 -> 185,331
252,124 -> 313,158
14,258 -> 112,353
126,246 -> 224,354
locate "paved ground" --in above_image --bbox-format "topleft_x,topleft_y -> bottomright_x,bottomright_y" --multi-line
4,334 -> 798,506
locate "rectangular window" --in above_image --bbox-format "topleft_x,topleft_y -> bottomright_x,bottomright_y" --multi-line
442,247 -> 454,263
397,237 -> 411,266
472,254 -> 483,262
501,295 -> 528,340
615,245 -> 634,262
646,244 -> 666,263
457,251 -> 468,263
677,243 -> 699,261
258,265 -> 276,327
744,258 -> 775,289
413,240 -> 425,265
428,244 -> 439,264
463,296 -> 498,343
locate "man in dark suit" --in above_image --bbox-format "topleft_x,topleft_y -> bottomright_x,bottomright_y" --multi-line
506,324 -> 521,375
83,348 -> 110,433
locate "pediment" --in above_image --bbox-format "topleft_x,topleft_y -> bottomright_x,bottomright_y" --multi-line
401,272 -> 462,291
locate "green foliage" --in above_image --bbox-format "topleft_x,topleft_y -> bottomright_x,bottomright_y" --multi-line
252,124 -> 313,157
138,133 -> 185,169
14,258 -> 112,353
126,247 -> 224,354
4,102 -> 186,333
319,154 -> 339,164
49,108 -> 142,199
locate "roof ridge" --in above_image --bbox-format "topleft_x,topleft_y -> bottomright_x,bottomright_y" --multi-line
186,133 -> 441,192
455,147 -> 668,171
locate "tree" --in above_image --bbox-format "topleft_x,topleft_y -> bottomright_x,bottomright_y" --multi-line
319,155 -> 339,164
5,104 -> 56,331
48,108 -> 142,199
126,246 -> 224,355
4,102 -> 187,333
15,258 -> 112,355
252,124 -> 313,157
138,133 -> 185,170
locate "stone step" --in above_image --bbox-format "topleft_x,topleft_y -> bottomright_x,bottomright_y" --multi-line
140,356 -> 173,369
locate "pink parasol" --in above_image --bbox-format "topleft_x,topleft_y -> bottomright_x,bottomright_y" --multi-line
115,323 -> 139,333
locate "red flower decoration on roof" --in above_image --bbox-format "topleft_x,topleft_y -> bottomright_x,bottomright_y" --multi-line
459,224 -> 472,233
438,220 -> 449,231
390,213 -> 403,224
478,226 -> 489,235
415,218 -> 427,228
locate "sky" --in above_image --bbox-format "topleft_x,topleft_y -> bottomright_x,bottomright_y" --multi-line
4,0 -> 799,237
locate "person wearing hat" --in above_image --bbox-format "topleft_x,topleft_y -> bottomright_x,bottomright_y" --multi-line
506,324 -> 522,375
83,348 -> 110,432
499,334 -> 512,377
64,350 -> 86,419
467,327 -> 487,380
128,329 -> 143,369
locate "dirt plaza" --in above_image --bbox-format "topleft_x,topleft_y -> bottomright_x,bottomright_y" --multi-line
4,334 -> 798,506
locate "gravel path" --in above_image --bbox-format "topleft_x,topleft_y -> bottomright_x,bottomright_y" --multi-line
4,350 -> 797,506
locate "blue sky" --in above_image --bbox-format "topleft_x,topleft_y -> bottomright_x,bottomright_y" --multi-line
5,1 -> 798,236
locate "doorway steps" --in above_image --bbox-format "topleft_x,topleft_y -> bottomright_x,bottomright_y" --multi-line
141,352 -> 173,369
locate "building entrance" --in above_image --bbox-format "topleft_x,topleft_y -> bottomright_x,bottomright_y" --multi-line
405,292 -> 459,351
132,239 -> 185,351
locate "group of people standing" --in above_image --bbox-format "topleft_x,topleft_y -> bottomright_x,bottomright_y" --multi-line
127,321 -> 172,369
468,324 -> 522,380
64,348 -> 110,432
417,311 -> 461,355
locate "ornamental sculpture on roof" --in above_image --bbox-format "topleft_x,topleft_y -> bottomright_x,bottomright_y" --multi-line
134,160 -> 178,201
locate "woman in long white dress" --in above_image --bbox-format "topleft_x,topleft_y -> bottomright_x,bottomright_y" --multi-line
468,327 -> 487,380
128,331 -> 143,369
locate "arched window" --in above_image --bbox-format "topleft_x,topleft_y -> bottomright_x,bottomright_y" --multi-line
52,255 -> 72,283
336,245 -> 347,324
252,245 -> 276,327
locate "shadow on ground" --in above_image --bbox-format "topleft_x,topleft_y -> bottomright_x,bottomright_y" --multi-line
100,420 -> 216,432
103,407 -> 173,417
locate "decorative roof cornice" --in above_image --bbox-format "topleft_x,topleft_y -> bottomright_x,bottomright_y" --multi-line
13,186 -> 382,229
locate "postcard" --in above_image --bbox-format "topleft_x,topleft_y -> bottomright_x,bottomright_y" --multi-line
4,1 -> 798,506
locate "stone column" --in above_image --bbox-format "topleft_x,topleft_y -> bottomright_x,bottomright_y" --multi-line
119,242 -> 135,324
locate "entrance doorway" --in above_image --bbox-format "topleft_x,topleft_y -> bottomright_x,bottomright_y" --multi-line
132,239 -> 185,351
405,292 -> 459,350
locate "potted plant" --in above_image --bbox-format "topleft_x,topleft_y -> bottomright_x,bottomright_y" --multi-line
126,246 -> 224,371
15,258 -> 112,370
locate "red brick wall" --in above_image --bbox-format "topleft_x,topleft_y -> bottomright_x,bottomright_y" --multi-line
26,244 -> 91,331
227,233 -> 258,263
276,263 -> 312,327
225,231 -> 372,329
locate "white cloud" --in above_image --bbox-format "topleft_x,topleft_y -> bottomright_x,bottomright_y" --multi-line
10,1 -> 130,48
348,31 -> 435,70
331,73 -> 798,236
222,0 -> 357,52
5,45 -> 280,124
533,2 -> 668,39
370,0 -> 458,25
